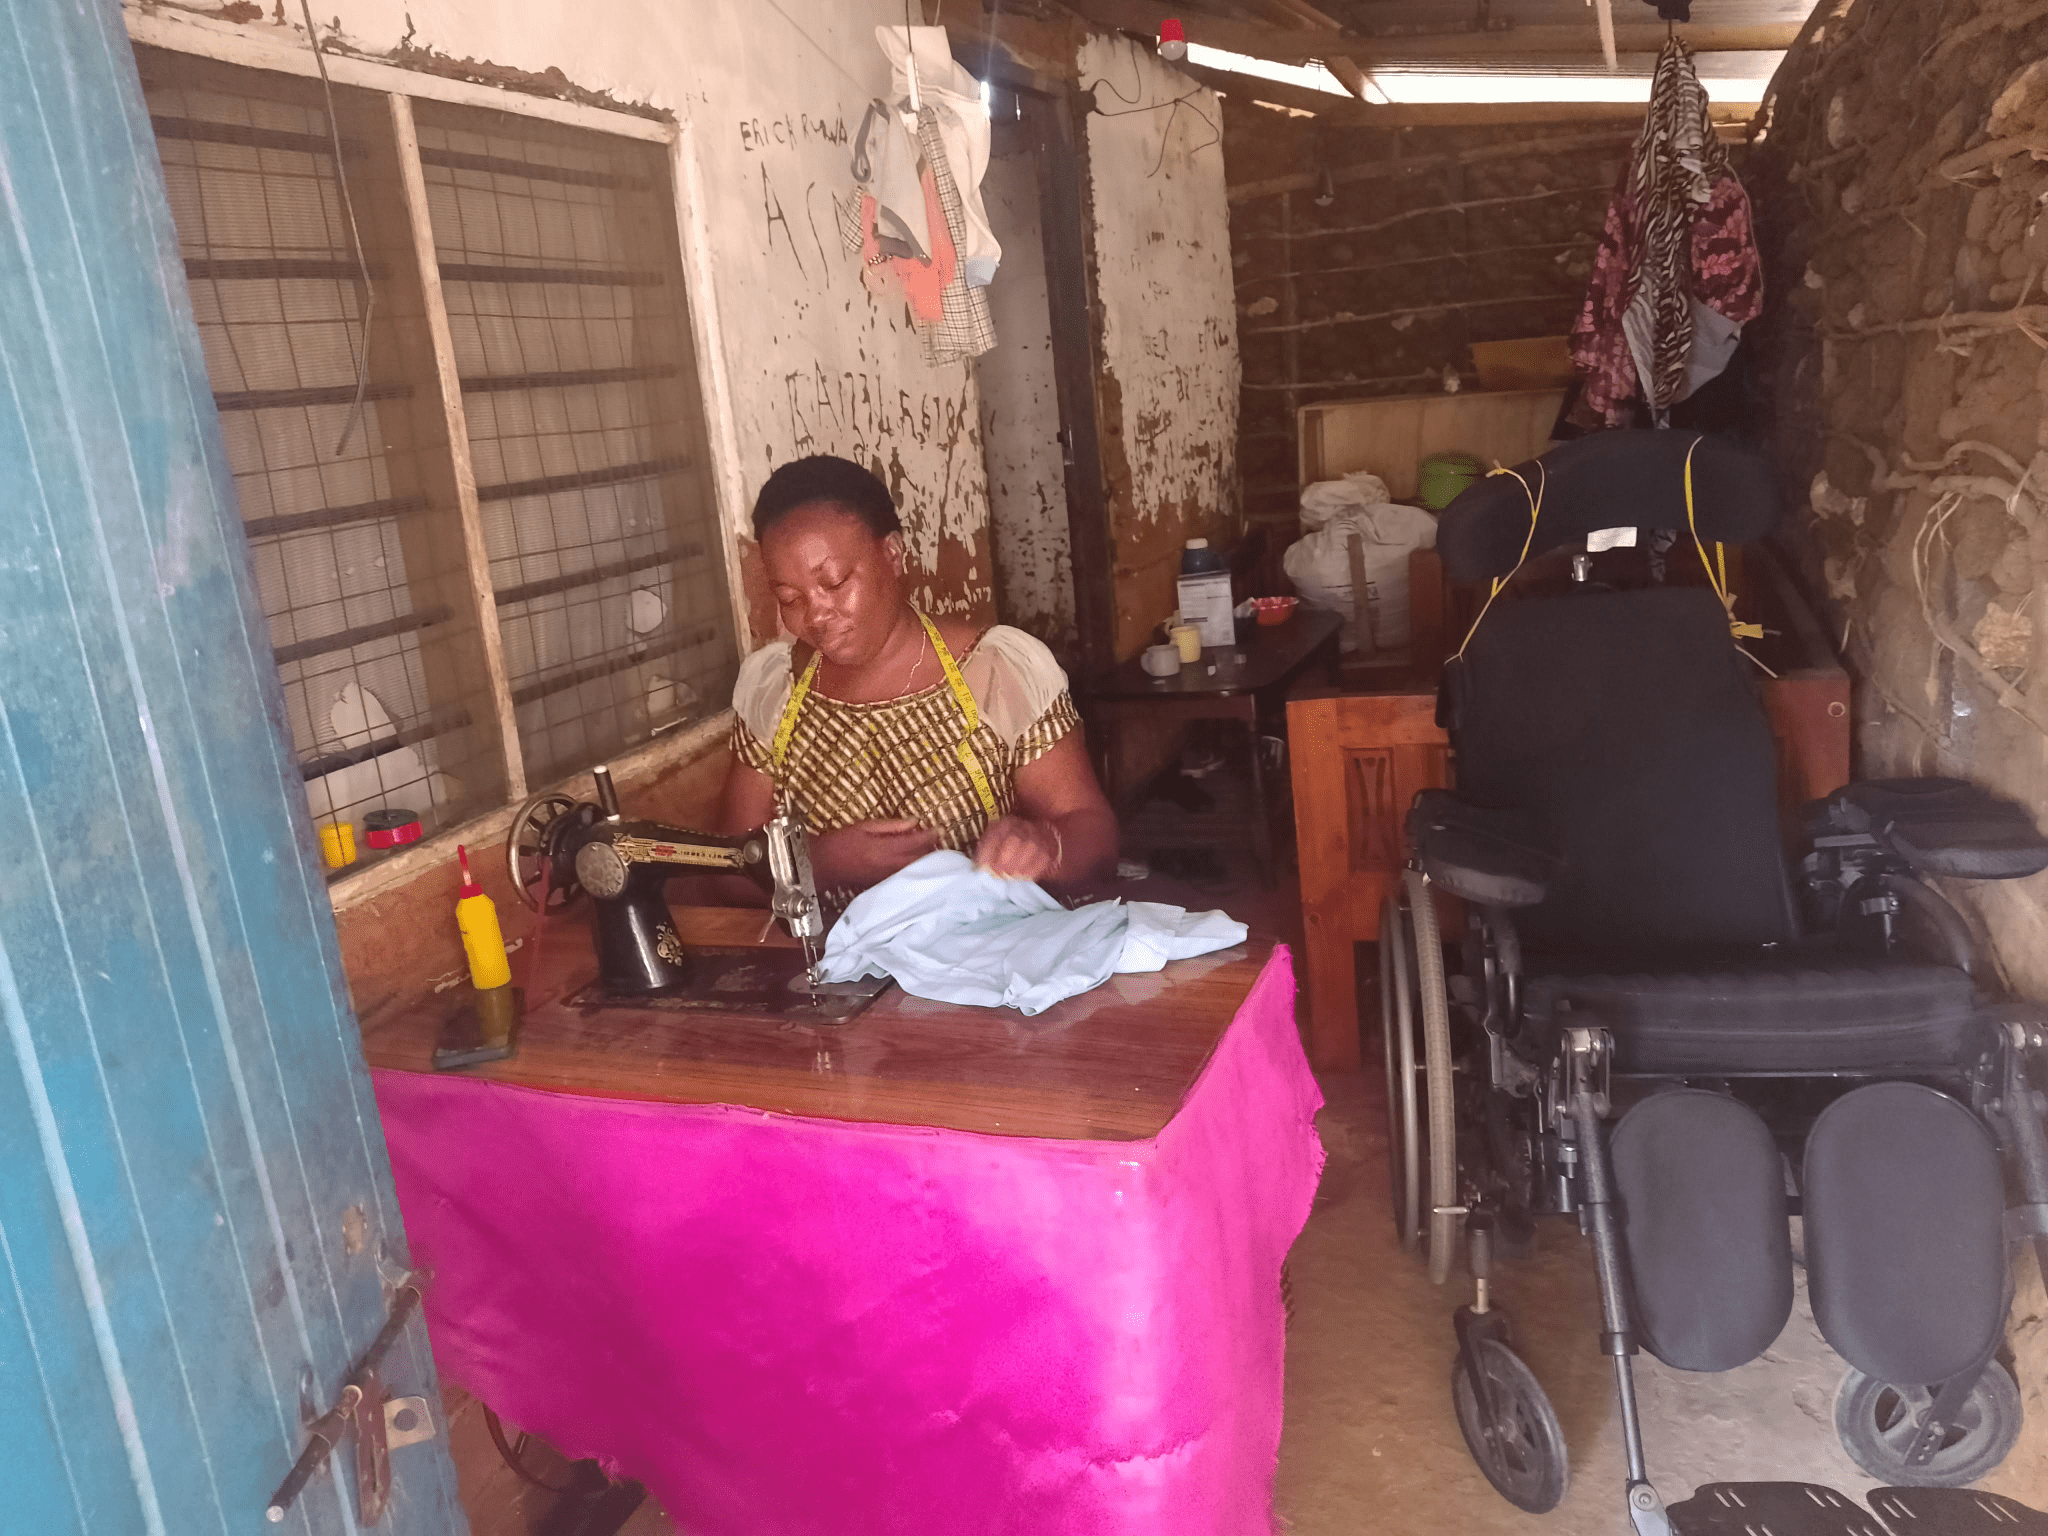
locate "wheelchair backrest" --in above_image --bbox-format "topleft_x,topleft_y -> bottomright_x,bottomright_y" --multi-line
1434,429 -> 1777,584
1448,584 -> 1798,957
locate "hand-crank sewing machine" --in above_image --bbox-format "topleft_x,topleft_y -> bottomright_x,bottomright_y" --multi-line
504,765 -> 888,1023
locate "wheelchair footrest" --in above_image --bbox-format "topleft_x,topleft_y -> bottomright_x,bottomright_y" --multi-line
1668,1483 -> 1917,1535
1611,1090 -> 1793,1372
1803,1082 -> 2005,1385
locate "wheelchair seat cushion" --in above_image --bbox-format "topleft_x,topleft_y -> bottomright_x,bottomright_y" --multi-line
1523,959 -> 1983,1074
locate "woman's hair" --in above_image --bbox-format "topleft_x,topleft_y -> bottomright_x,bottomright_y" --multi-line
753,455 -> 902,542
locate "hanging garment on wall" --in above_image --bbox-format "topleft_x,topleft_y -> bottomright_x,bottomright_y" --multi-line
814,851 -> 1247,1016
1568,38 -> 1762,429
877,25 -> 1001,286
908,104 -> 996,363
850,99 -> 931,260
843,182 -> 956,326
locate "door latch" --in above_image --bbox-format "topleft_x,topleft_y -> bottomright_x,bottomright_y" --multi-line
266,1278 -> 438,1524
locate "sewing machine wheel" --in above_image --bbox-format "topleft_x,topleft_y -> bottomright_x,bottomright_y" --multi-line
506,790 -> 587,912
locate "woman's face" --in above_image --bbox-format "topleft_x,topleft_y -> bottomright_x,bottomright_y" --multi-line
761,500 -> 906,668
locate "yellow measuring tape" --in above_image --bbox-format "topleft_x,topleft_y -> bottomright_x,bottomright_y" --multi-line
769,608 -> 1000,818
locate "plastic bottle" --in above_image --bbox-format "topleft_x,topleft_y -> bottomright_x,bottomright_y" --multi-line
454,844 -> 512,991
1180,537 -> 1226,575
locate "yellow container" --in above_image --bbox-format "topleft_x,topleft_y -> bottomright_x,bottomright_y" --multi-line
454,844 -> 512,991
1169,623 -> 1202,663
319,822 -> 357,870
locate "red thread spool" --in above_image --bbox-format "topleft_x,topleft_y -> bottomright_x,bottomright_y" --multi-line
363,808 -> 424,849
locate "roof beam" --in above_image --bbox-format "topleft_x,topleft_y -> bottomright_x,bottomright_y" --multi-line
1060,0 -> 1797,65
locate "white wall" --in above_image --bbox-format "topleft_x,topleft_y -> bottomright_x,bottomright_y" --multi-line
974,145 -> 1075,658
1078,34 -> 1241,659
133,0 -> 998,641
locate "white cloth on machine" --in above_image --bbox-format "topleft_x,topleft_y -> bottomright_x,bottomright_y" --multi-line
876,24 -> 1001,286
814,850 -> 1247,1016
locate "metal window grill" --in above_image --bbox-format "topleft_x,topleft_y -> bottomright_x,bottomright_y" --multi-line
139,49 -> 738,869
413,99 -> 735,790
140,51 -> 504,850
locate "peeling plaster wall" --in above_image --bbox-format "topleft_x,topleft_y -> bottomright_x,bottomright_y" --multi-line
975,144 -> 1076,660
1078,35 -> 1241,660
134,0 -> 998,648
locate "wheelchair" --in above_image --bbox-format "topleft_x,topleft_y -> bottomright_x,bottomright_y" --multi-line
1378,429 -> 2048,1532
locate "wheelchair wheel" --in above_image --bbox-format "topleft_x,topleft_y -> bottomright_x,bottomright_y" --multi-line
1834,1363 -> 2023,1487
1379,892 -> 1421,1253
1381,869 -> 1459,1283
1451,1337 -> 1569,1513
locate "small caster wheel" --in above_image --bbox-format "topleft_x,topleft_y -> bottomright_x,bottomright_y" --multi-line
1834,1363 -> 2022,1488
1451,1338 -> 1569,1513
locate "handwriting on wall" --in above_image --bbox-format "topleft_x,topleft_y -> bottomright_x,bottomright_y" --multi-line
739,113 -> 849,153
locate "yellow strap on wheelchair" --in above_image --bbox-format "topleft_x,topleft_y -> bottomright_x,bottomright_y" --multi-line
1681,436 -> 1765,643
1452,461 -> 1546,660
918,608 -> 1000,817
770,609 -> 999,820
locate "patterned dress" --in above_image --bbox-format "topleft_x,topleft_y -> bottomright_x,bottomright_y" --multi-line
1568,38 -> 1763,429
730,622 -> 1081,856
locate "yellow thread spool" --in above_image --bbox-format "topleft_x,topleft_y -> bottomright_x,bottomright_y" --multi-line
320,822 -> 357,870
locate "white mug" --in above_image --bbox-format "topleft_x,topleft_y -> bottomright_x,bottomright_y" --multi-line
1141,643 -> 1182,677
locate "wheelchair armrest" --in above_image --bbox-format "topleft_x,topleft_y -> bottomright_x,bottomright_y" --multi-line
1805,777 -> 2048,880
1405,790 -> 1561,908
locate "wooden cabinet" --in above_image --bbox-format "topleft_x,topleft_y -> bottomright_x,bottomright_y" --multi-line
1285,550 -> 1852,1071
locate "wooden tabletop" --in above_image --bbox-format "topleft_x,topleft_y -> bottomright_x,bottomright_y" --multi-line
1088,607 -> 1340,702
358,905 -> 1275,1142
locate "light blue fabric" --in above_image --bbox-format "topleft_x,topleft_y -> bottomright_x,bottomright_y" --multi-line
816,851 -> 1249,1015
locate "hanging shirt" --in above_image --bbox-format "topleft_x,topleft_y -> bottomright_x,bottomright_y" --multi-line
814,850 -> 1248,1016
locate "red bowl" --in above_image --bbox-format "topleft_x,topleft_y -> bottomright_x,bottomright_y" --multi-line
1253,596 -> 1297,626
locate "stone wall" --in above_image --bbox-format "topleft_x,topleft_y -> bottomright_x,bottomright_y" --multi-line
1748,0 -> 2048,1000
1224,101 -> 1633,533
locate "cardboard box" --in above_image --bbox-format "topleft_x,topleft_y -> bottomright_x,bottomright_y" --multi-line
1176,572 -> 1235,650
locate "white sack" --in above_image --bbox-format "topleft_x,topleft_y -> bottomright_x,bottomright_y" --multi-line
1284,489 -> 1437,654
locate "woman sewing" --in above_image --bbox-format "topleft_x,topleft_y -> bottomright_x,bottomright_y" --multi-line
717,454 -> 1117,895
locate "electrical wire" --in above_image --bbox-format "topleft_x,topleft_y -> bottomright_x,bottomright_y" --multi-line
296,0 -> 376,458
482,1403 -> 580,1495
1081,37 -> 1221,177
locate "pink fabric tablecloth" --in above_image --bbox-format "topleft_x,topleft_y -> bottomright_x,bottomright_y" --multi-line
372,948 -> 1324,1535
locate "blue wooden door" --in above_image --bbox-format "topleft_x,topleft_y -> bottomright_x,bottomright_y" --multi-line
0,2 -> 468,1531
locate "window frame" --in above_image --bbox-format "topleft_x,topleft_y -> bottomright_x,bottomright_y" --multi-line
127,8 -> 754,906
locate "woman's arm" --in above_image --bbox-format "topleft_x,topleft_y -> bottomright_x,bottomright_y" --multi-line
973,726 -> 1118,888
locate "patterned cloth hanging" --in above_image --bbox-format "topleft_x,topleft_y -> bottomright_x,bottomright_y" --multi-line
1568,38 -> 1762,429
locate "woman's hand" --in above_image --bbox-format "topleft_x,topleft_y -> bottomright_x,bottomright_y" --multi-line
973,815 -> 1061,882
809,819 -> 940,889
